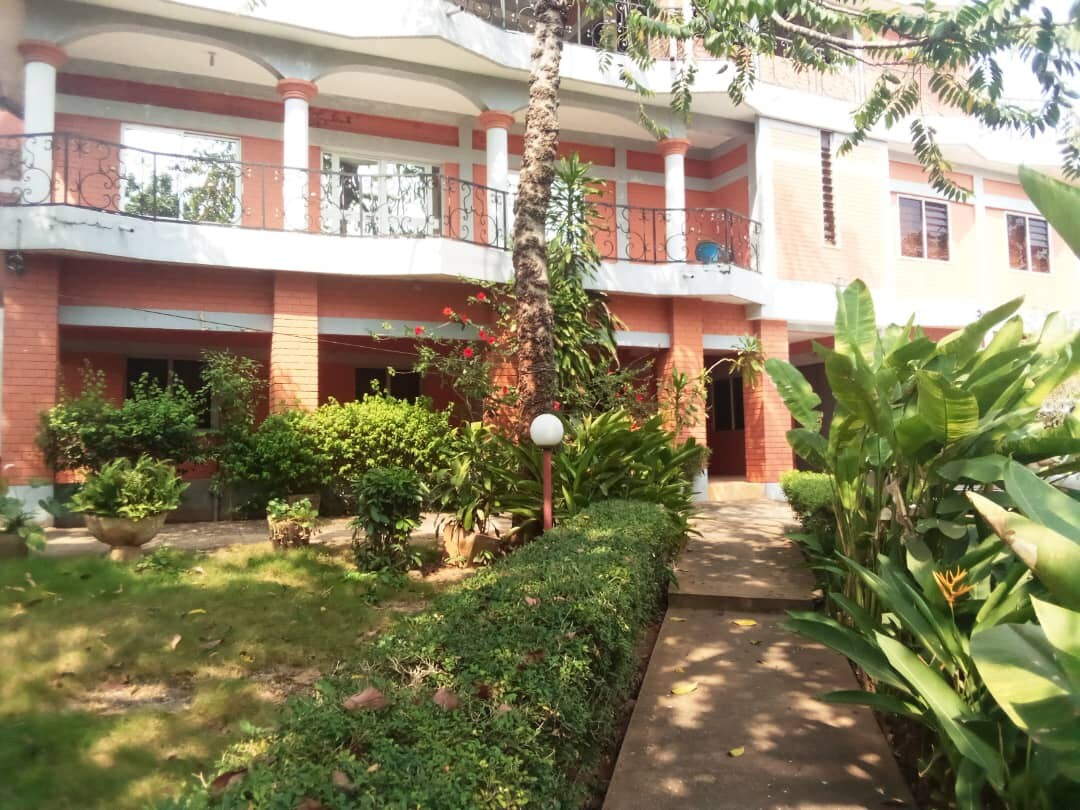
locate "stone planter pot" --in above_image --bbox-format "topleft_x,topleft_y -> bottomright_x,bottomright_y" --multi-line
84,513 -> 168,561
441,523 -> 500,566
0,531 -> 29,560
267,518 -> 313,550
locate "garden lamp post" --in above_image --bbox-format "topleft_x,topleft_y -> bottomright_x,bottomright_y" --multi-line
529,413 -> 564,531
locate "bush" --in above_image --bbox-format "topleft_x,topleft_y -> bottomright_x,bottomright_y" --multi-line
305,393 -> 453,502
69,456 -> 188,520
351,467 -> 424,572
266,497 -> 319,549
191,500 -> 679,808
38,366 -> 202,472
779,470 -> 835,547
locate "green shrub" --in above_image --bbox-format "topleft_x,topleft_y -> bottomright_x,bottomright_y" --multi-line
304,393 -> 453,502
0,479 -> 45,552
38,367 -> 203,472
216,411 -> 326,508
351,467 -> 425,572
191,500 -> 680,808
779,470 -> 835,549
69,456 -> 188,521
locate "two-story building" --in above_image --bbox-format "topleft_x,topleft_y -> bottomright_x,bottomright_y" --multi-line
1,0 -> 1077,512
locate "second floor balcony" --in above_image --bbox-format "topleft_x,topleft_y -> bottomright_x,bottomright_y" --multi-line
0,132 -> 760,273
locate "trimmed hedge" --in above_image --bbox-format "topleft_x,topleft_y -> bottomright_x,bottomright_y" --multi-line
193,501 -> 682,809
779,470 -> 836,544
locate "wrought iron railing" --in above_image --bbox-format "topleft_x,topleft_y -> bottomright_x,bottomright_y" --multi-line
0,133 -> 759,270
459,1 -> 645,49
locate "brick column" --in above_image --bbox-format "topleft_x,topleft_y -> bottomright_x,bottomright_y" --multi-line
744,319 -> 793,487
270,272 -> 319,411
657,297 -> 705,446
2,254 -> 60,496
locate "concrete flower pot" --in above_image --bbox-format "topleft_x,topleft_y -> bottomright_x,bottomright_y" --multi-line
84,513 -> 169,561
441,523 -> 500,566
0,531 -> 29,560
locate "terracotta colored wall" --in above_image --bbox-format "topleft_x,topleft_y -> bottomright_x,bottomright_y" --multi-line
318,277 -> 487,325
270,272 -> 319,410
656,298 -> 705,445
743,319 -> 792,483
2,255 -> 59,483
608,294 -> 671,334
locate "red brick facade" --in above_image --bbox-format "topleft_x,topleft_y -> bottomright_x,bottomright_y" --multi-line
270,272 -> 319,411
744,320 -> 793,483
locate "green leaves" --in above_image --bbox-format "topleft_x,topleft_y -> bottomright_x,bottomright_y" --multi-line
1019,166 -> 1080,257
916,371 -> 979,444
764,359 -> 822,431
834,280 -> 877,364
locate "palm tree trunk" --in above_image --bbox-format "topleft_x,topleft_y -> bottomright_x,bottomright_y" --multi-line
512,0 -> 570,433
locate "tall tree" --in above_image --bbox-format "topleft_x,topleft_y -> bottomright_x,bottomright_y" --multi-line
509,0 -> 1079,427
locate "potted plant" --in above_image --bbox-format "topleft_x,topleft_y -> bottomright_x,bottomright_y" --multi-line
0,479 -> 46,560
433,423 -> 503,565
266,497 -> 319,550
69,456 -> 188,561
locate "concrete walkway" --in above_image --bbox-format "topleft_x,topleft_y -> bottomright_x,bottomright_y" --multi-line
604,500 -> 912,810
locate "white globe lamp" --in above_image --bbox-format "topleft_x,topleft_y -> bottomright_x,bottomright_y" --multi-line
529,412 -> 564,530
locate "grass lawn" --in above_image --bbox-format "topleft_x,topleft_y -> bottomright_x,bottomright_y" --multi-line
0,542 -> 434,809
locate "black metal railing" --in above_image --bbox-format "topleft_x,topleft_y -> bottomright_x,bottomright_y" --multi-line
0,133 -> 759,270
459,1 -> 646,49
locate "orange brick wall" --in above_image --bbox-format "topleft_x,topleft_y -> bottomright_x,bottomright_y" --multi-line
744,319 -> 792,483
656,298 -> 706,445
270,272 -> 319,410
2,255 -> 60,483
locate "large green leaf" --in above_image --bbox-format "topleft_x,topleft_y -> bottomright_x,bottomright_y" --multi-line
1019,166 -> 1080,257
916,370 -> 980,443
786,428 -> 827,468
937,454 -> 1009,483
765,358 -> 822,431
1003,461 -> 1080,544
821,690 -> 924,721
968,492 -> 1080,609
937,297 -> 1024,362
876,633 -> 1006,789
967,316 -> 1024,377
783,612 -> 910,693
834,280 -> 878,364
826,352 -> 892,438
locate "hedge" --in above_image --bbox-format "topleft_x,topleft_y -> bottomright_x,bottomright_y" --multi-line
190,500 -> 682,809
779,470 -> 836,544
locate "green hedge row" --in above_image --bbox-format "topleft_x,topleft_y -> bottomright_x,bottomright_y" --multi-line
187,501 -> 681,809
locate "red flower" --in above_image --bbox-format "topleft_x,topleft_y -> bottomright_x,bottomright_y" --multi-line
462,316 -> 471,325
487,336 -> 496,345
478,329 -> 488,339
462,347 -> 475,359
501,385 -> 509,395
476,291 -> 487,301
636,393 -> 644,402
414,326 -> 425,336
442,307 -> 454,317
553,401 -> 561,411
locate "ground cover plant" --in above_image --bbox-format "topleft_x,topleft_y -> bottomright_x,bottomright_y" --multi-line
0,544 -> 431,810
181,500 -> 681,808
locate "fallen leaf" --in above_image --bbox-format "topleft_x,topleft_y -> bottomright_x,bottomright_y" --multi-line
193,566 -> 206,575
209,768 -> 247,796
25,573 -> 38,588
199,638 -> 223,650
331,770 -> 353,791
295,799 -> 324,810
291,668 -> 321,686
186,608 -> 207,616
168,634 -> 182,651
750,640 -> 762,646
5,585 -> 25,593
343,687 -> 387,711
673,666 -> 685,673
669,617 -> 687,623
670,680 -> 699,696
524,648 -> 546,663
524,597 -> 539,607
113,586 -> 123,595
565,631 -> 577,639
728,746 -> 746,758
433,687 -> 459,710
496,703 -> 512,714
732,619 -> 758,627
366,763 -> 381,773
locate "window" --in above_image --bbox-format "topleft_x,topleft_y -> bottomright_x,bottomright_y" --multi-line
320,153 -> 440,237
1007,214 -> 1050,273
711,374 -> 744,432
126,357 -> 209,427
898,196 -> 949,260
121,125 -> 241,224
820,131 -> 836,245
355,367 -> 422,402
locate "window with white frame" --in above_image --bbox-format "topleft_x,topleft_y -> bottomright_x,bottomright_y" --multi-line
1006,214 -> 1050,273
121,125 -> 241,224
320,153 -> 440,237
898,196 -> 949,261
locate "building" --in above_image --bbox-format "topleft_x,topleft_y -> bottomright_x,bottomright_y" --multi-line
1,0 -> 1077,512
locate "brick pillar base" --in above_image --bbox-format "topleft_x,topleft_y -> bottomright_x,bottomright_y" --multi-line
744,319 -> 793,484
2,254 -> 60,490
270,272 -> 319,411
657,298 -> 705,446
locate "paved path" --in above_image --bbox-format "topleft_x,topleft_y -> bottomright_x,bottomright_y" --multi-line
604,500 -> 912,810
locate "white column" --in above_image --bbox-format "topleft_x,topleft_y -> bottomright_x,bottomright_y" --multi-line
751,118 -> 777,280
659,138 -> 690,262
277,78 -> 317,231
478,110 -> 514,246
17,41 -> 66,204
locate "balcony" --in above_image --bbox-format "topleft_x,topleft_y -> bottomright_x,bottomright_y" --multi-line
459,1 -> 642,49
0,132 -> 759,273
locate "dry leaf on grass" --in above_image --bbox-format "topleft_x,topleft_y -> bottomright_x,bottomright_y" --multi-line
728,746 -> 746,757
168,634 -> 182,651
199,638 -> 223,650
433,687 -> 459,710
291,668 -> 321,686
670,680 -> 699,696
732,619 -> 758,627
331,770 -> 353,791
343,687 -> 387,711
366,763 -> 381,773
209,768 -> 247,796
524,596 -> 540,607
186,608 -> 207,616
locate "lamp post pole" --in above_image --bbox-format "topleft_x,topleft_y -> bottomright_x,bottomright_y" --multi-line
529,413 -> 564,533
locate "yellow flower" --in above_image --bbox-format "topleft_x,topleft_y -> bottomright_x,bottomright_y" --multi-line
934,567 -> 973,607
